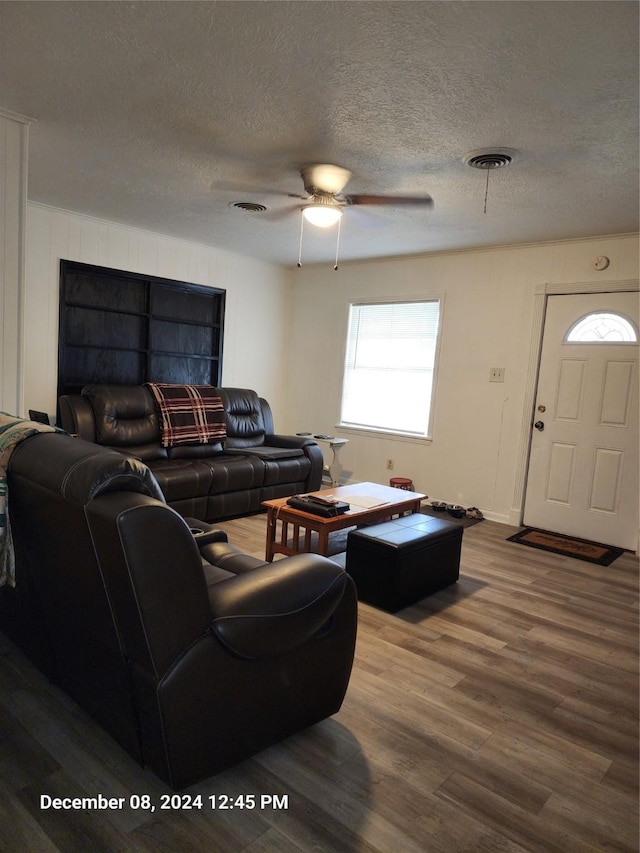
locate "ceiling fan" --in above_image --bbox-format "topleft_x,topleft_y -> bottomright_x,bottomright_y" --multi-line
292,163 -> 434,227
227,163 -> 434,268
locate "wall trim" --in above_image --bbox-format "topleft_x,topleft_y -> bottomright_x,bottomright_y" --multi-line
0,107 -> 36,125
1,113 -> 30,415
537,278 -> 639,295
296,234 -> 640,271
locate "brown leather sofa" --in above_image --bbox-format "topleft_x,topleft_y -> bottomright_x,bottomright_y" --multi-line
2,428 -> 357,789
58,384 -> 324,521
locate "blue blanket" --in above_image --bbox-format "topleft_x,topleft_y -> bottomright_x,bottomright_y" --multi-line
0,413 -> 58,587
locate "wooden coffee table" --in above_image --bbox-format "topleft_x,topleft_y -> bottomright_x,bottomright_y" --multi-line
262,481 -> 426,561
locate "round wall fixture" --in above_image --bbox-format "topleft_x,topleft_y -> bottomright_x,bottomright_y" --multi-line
593,255 -> 610,270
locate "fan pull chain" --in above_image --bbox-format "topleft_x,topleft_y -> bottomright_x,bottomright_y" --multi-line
484,167 -> 490,214
333,216 -> 342,271
297,212 -> 304,267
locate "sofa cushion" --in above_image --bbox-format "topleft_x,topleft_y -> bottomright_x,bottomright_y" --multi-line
146,383 -> 227,448
203,455 -> 265,495
260,456 -> 312,487
110,443 -> 168,462
166,442 -> 224,459
224,446 -> 304,460
82,385 -> 164,456
218,388 -> 265,449
147,459 -> 214,501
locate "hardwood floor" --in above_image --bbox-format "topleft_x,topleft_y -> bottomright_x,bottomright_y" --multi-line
1,516 -> 637,852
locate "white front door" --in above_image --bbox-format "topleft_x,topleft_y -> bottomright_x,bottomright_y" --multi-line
524,292 -> 639,551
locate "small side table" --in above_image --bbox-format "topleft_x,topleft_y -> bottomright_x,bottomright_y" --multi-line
297,433 -> 349,487
315,437 -> 349,487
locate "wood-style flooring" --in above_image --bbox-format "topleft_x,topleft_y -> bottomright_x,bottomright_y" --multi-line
1,516 -> 637,852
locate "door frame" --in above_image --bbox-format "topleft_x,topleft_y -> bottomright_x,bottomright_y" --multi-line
512,278 -> 639,536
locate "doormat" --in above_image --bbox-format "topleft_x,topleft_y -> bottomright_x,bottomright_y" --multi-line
507,527 -> 624,566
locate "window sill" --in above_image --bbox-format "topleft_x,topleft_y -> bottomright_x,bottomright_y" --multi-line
336,425 -> 433,444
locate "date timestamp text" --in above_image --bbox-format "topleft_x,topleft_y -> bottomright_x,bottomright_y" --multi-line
40,793 -> 289,812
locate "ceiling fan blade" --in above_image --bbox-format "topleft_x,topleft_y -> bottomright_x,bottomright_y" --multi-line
259,204 -> 302,221
345,193 -> 434,208
301,164 -> 352,195
213,180 -> 306,199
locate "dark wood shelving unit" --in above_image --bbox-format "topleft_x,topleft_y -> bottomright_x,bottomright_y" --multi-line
57,261 -> 225,399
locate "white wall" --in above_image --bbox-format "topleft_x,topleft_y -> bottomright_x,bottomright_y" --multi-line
23,203 -> 293,425
285,235 -> 639,523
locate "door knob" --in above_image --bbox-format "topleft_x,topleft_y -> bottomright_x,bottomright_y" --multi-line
534,421 -> 545,431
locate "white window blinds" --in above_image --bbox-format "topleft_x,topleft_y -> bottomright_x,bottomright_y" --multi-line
340,300 -> 441,436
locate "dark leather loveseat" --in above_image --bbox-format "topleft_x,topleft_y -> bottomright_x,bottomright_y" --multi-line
2,427 -> 357,789
59,384 -> 323,521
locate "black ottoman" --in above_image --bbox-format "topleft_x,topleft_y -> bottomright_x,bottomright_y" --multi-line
346,513 -> 462,612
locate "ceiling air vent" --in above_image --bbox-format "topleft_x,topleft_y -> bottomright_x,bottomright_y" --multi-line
463,149 -> 515,170
463,148 -> 517,213
230,201 -> 268,213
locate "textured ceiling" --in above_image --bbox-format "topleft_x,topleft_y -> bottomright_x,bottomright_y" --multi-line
1,1 -> 638,266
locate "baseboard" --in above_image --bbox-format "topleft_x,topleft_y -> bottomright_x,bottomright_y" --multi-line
481,510 -> 513,525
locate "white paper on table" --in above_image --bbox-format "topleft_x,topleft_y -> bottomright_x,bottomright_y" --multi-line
346,495 -> 391,509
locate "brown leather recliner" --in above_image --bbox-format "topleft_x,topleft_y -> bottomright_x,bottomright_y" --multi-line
3,430 -> 357,789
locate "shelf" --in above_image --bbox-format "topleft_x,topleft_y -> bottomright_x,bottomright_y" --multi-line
58,261 -> 226,399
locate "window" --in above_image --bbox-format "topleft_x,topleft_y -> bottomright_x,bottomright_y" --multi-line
566,312 -> 637,343
339,299 -> 441,438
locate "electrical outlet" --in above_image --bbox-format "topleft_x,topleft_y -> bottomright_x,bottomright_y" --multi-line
490,367 -> 505,383
386,458 -> 394,471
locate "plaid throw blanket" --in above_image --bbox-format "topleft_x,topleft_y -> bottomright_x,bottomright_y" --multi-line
0,413 -> 58,587
146,383 -> 226,448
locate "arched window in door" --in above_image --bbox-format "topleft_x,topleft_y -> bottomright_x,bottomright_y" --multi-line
565,312 -> 638,343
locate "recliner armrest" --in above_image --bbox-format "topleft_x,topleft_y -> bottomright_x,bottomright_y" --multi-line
58,394 -> 96,441
183,517 -> 229,546
265,434 -> 318,449
209,555 -> 353,659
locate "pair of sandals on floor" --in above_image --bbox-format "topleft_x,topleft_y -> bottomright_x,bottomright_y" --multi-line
431,500 -> 483,519
465,506 -> 483,519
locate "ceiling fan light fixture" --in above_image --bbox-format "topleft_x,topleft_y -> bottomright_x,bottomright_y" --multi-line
302,203 -> 343,228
